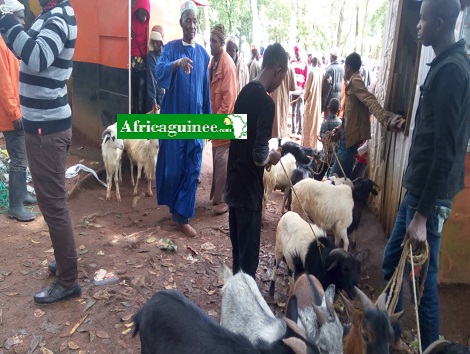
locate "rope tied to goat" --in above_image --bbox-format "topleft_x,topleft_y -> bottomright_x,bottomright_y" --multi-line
383,238 -> 430,354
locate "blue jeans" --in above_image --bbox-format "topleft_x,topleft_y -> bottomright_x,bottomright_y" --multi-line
329,131 -> 359,178
382,192 -> 452,350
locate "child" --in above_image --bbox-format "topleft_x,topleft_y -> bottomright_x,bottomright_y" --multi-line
225,43 -> 288,278
318,98 -> 342,179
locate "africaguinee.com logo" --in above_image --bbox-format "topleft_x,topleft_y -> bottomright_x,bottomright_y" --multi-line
117,114 -> 247,140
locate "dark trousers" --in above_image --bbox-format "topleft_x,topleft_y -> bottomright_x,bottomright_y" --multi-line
131,69 -> 147,114
329,131 -> 359,178
228,206 -> 262,278
3,129 -> 27,172
25,129 -> 78,288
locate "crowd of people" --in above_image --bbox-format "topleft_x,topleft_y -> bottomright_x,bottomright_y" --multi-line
0,0 -> 469,352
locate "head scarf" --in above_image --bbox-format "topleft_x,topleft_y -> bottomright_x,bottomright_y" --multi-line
4,0 -> 24,12
148,31 -> 164,51
227,36 -> 238,47
180,0 -> 198,17
211,24 -> 226,44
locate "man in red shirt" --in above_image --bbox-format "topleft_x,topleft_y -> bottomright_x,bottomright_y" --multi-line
290,46 -> 307,135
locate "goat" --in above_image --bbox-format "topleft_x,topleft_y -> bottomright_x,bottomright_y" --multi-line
101,123 -> 124,201
270,212 -> 326,293
291,178 -> 353,250
341,287 -> 404,354
347,178 -> 379,247
124,139 -> 159,197
423,340 -> 470,354
284,158 -> 320,212
288,275 -> 343,354
280,141 -> 315,165
263,153 -> 296,221
270,213 -> 360,299
132,289 -> 317,354
220,264 -> 319,354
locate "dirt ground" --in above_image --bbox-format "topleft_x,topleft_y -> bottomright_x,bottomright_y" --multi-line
0,137 -> 469,354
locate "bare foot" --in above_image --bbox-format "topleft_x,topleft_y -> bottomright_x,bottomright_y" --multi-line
213,203 -> 228,215
178,223 -> 197,237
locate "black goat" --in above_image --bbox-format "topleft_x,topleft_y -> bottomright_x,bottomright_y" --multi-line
292,236 -> 361,299
347,178 -> 379,247
280,141 -> 314,165
133,289 -> 319,354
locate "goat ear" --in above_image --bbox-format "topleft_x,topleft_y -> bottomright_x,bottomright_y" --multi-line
389,310 -> 404,325
371,188 -> 379,195
282,337 -> 310,354
286,295 -> 299,322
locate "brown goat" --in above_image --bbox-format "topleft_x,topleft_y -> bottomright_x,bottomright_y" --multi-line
341,287 -> 403,354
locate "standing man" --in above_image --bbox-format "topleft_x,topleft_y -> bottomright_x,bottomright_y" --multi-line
0,0 -> 36,222
208,24 -> 237,215
329,52 -> 402,178
226,36 -> 249,93
302,56 -> 323,149
321,47 -> 344,117
0,0 -> 80,304
225,43 -> 287,278
383,0 -> 470,351
155,0 -> 211,237
146,28 -> 164,113
290,46 -> 307,135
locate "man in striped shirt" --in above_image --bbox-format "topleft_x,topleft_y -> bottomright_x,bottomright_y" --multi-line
0,0 -> 80,304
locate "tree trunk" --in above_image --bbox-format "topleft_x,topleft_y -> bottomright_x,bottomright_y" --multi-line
336,0 -> 347,47
354,1 -> 360,52
251,0 -> 259,48
360,0 -> 371,55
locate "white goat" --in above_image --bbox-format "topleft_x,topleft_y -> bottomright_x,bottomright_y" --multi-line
124,139 -> 159,197
271,212 -> 326,291
291,178 -> 354,251
101,123 -> 124,201
220,264 -> 316,351
263,153 -> 296,220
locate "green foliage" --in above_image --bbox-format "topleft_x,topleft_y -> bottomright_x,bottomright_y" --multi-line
208,0 -> 252,42
259,0 -> 290,43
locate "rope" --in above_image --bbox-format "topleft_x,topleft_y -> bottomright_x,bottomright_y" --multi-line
277,156 -> 325,258
383,238 -> 430,354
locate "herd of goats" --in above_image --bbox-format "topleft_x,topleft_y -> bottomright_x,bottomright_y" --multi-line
99,124 -> 464,354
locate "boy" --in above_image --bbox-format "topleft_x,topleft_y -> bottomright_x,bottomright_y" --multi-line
225,43 -> 288,278
318,98 -> 342,180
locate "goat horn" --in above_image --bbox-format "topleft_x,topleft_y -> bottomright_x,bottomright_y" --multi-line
101,128 -> 112,140
375,292 -> 387,311
339,291 -> 356,319
328,248 -> 349,259
354,286 -> 375,311
312,303 -> 327,326
284,317 -> 308,341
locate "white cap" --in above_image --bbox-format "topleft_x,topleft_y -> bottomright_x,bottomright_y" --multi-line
4,0 -> 24,12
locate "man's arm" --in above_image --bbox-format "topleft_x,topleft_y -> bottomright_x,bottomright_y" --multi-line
214,61 -> 237,114
253,101 -> 279,166
303,70 -> 313,104
350,75 -> 395,128
0,44 -> 21,123
147,54 -> 158,109
417,64 -> 465,218
321,71 -> 332,111
1,13 -> 70,73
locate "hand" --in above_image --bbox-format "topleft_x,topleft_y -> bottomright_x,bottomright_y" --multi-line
267,149 -> 281,166
388,115 -> 405,132
331,128 -> 341,142
12,118 -> 23,130
177,57 -> 193,74
405,212 -> 427,250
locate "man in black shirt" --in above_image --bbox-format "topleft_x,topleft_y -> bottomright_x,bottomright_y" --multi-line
382,0 -> 470,351
225,43 -> 287,278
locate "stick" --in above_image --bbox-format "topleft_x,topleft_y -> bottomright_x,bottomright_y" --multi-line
410,244 -> 423,354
